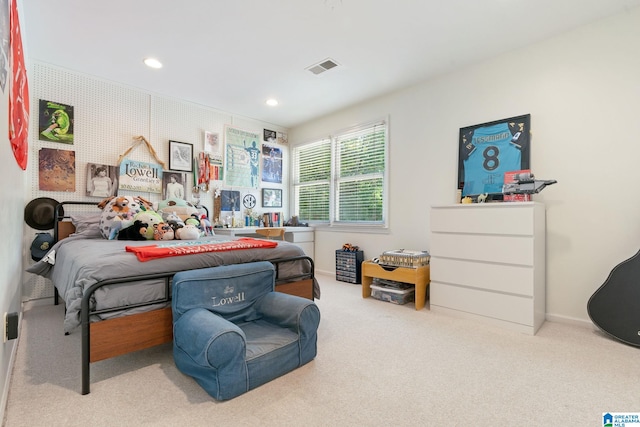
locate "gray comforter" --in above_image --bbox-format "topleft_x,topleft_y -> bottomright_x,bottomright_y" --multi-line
27,235 -> 316,333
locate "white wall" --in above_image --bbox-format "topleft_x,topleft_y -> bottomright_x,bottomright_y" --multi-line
22,62 -> 290,300
0,0 -> 28,417
290,7 -> 640,325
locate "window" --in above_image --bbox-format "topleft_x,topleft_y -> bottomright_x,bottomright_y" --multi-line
293,120 -> 387,227
293,138 -> 331,221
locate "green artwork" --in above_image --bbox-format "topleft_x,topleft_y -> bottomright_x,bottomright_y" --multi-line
38,99 -> 74,144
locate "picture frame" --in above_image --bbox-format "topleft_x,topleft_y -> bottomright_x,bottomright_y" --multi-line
169,140 -> 193,172
220,190 -> 241,211
262,188 -> 282,208
162,171 -> 187,200
86,163 -> 118,198
204,131 -> 222,161
263,128 -> 276,143
458,114 -> 531,200
38,99 -> 75,144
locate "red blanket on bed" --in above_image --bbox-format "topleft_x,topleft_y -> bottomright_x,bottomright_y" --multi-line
125,238 -> 278,262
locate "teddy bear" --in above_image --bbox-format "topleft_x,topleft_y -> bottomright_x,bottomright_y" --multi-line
117,220 -> 149,241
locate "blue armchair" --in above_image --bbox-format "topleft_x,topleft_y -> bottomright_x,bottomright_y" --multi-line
171,261 -> 320,400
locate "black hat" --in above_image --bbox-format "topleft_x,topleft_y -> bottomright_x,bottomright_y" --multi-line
30,233 -> 54,261
24,198 -> 62,230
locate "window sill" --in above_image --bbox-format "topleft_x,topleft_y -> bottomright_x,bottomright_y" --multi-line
312,224 -> 390,234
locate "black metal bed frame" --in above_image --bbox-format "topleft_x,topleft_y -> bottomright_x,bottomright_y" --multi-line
52,201 -> 315,395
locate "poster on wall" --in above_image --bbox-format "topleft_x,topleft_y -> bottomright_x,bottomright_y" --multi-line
261,144 -> 282,184
458,114 -> 530,199
276,131 -> 288,145
118,159 -> 163,193
86,163 -> 118,198
38,99 -> 74,143
39,148 -> 75,192
224,126 -> 260,188
204,131 -> 222,162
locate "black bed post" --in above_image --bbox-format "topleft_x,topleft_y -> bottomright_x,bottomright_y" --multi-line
81,291 -> 91,395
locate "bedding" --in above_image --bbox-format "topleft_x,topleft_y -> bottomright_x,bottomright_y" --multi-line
70,213 -> 102,238
27,233 -> 317,333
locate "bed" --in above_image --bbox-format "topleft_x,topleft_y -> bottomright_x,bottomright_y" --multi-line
26,201 -> 318,394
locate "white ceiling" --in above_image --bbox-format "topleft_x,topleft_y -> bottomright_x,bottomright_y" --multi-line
22,0 -> 640,128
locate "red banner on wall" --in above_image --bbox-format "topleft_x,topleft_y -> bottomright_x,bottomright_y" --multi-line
8,0 -> 29,170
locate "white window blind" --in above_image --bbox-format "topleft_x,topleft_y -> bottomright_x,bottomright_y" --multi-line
293,120 -> 387,226
293,138 -> 331,221
334,122 -> 386,224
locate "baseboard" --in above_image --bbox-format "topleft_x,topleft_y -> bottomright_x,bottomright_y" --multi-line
22,297 -> 55,309
545,313 -> 595,330
315,271 -> 598,332
315,269 -> 333,277
0,310 -> 22,423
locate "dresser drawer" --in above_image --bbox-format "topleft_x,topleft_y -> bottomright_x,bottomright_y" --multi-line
430,257 -> 533,297
431,282 -> 534,326
430,233 -> 534,266
284,231 -> 314,243
431,204 -> 536,235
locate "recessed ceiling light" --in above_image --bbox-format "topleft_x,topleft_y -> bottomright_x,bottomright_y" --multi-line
266,99 -> 279,106
143,57 -> 163,69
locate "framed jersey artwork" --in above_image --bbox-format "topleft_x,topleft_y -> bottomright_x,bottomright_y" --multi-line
457,114 -> 531,200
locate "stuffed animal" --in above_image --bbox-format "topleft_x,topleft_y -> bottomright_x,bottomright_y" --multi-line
199,214 -> 213,236
185,214 -> 200,227
133,210 -> 164,240
156,198 -> 199,221
98,195 -> 153,239
160,210 -> 184,227
117,220 -> 149,241
167,220 -> 183,236
175,223 -> 200,240
153,222 -> 175,240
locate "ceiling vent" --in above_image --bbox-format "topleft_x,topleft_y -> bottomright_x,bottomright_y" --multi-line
306,58 -> 339,75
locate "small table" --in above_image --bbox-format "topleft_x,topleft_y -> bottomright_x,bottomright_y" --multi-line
361,261 -> 430,310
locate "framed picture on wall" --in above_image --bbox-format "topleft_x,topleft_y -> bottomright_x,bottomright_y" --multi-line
458,114 -> 531,200
169,140 -> 193,172
162,172 -> 187,200
220,190 -> 241,211
86,163 -> 118,198
262,188 -> 282,208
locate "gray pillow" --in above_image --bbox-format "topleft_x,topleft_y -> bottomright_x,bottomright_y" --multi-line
70,213 -> 103,238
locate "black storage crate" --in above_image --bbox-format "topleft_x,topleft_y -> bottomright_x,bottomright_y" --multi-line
335,250 -> 364,284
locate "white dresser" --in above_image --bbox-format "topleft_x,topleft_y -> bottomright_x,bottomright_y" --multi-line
429,203 -> 545,335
